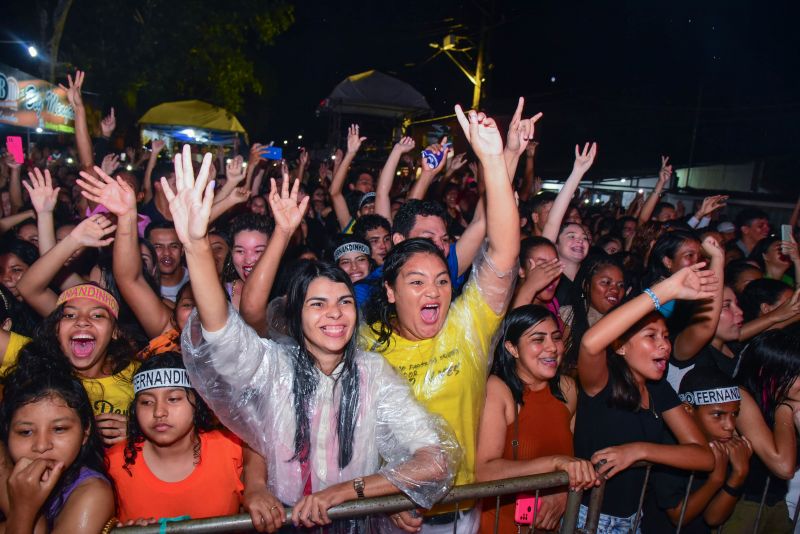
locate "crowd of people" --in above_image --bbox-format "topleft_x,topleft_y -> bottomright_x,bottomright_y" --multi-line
0,69 -> 799,534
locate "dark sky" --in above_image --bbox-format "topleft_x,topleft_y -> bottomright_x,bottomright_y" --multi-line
4,0 -> 800,186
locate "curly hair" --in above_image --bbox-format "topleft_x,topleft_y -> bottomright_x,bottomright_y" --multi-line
35,303 -> 137,376
122,352 -> 216,475
221,213 -> 275,282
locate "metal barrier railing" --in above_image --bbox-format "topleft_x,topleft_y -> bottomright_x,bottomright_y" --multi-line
112,463 -> 800,533
114,471 -> 583,533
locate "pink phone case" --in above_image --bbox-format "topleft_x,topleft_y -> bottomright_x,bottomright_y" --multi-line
514,494 -> 542,525
6,136 -> 24,164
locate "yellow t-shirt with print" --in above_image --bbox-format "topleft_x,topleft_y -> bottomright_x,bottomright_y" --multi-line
360,276 -> 504,492
2,332 -> 137,416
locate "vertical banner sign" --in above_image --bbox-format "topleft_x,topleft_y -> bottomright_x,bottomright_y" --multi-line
0,63 -> 75,133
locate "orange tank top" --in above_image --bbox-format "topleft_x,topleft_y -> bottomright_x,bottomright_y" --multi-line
479,385 -> 573,534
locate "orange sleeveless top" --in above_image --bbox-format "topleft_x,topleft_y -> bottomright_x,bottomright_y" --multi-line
479,385 -> 573,533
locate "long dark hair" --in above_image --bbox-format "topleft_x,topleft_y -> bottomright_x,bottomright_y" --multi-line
737,330 -> 800,426
607,311 -> 666,411
285,261 -> 360,469
0,347 -> 110,527
35,303 -> 137,376
565,255 -> 626,367
364,238 -> 450,349
739,278 -> 792,322
643,229 -> 700,287
492,305 -> 566,405
123,352 -> 215,474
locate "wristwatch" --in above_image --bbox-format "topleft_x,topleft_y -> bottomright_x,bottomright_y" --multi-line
353,477 -> 365,499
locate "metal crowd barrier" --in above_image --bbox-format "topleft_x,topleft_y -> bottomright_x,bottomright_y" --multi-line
112,464 -> 800,533
114,470 -> 583,533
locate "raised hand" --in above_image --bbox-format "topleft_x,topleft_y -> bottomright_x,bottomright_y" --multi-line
421,136 -> 449,173
663,262 -> 720,301
781,235 -> 799,263
446,152 -> 467,177
572,142 -> 598,175
101,107 -> 116,138
524,257 -> 565,294
454,104 -> 504,160
77,166 -> 137,216
658,155 -> 673,185
393,136 -> 416,154
696,194 -> 728,219
298,147 -> 309,168
101,153 -> 120,176
152,139 -> 166,155
69,214 -> 117,247
772,288 -> 800,322
346,124 -> 366,154
8,457 -> 65,517
226,155 -> 246,186
249,143 -> 266,167
59,70 -> 85,108
701,235 -> 724,262
23,168 -> 60,213
505,97 -> 543,156
161,144 -> 215,243
3,152 -> 21,169
229,187 -> 251,205
269,166 -> 309,236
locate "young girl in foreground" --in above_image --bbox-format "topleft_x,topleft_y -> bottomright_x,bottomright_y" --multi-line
575,263 -> 717,532
108,352 -> 243,524
166,145 -> 459,532
0,352 -> 114,533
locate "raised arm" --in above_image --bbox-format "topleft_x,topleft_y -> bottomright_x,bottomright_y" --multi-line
375,137 -> 415,221
638,156 -> 671,225
520,142 -> 539,202
503,97 -> 542,182
329,125 -> 365,230
21,168 -> 60,254
142,139 -> 166,204
16,215 -> 116,317
407,138 -> 448,200
672,237 -> 725,361
214,156 -> 246,205
791,192 -> 800,229
542,143 -> 597,242
0,211 -> 35,234
60,71 -> 94,176
579,264 -> 720,395
240,174 -> 308,337
77,168 -> 174,339
209,186 -> 249,223
454,105 -> 520,286
161,146 -> 227,332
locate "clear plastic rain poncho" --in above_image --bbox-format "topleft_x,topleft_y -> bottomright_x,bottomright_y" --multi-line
182,305 -> 462,530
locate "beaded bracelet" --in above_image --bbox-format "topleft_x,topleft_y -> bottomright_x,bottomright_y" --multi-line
644,288 -> 661,311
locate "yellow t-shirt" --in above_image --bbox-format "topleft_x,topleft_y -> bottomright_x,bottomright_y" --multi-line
1,333 -> 138,416
360,276 -> 503,490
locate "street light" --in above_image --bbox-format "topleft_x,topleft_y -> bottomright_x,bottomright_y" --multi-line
0,41 -> 39,59
27,46 -> 38,58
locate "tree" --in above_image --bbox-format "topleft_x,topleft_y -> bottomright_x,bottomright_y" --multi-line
59,0 -> 294,114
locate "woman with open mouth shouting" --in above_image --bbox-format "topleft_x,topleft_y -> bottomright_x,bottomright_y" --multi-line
168,145 -> 459,533
362,103 -> 524,531
574,263 -> 719,532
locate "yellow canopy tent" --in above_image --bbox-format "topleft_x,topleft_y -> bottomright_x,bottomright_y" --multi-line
139,100 -> 247,146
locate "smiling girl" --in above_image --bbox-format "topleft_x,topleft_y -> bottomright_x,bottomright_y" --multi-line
223,213 -> 273,309
168,145 -> 458,532
477,305 -> 597,533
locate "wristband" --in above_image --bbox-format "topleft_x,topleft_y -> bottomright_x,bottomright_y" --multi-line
644,288 -> 661,311
722,482 -> 743,498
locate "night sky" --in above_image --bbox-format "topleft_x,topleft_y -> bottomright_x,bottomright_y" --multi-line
4,0 -> 800,188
